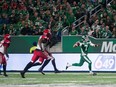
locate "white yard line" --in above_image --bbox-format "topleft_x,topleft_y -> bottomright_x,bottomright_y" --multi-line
0,84 -> 116,87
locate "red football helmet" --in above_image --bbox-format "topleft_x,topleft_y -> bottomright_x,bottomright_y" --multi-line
4,34 -> 11,39
43,29 -> 50,35
43,29 -> 51,39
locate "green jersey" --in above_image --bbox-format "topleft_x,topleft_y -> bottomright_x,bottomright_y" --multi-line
77,40 -> 95,56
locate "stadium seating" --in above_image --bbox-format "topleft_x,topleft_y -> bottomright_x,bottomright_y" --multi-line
0,0 -> 115,38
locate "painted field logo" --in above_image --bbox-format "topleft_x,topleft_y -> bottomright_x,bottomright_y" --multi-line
94,55 -> 115,69
101,41 -> 116,52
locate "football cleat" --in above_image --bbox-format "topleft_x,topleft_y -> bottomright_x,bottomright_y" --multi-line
55,70 -> 61,73
4,74 -> 8,77
89,72 -> 97,76
41,71 -> 45,75
20,72 -> 25,78
38,68 -> 45,75
66,63 -> 69,70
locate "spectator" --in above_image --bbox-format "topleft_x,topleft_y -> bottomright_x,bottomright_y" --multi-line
88,28 -> 94,36
31,25 -> 38,35
111,1 -> 116,10
84,23 -> 91,34
87,17 -> 94,27
1,13 -> 9,24
2,1 -> 9,13
8,24 -> 17,35
102,25 -> 112,38
69,24 -> 78,35
92,28 -> 101,38
48,16 -> 55,29
37,23 -> 45,35
65,9 -> 76,26
9,10 -> 17,24
80,3 -> 87,16
31,11 -> 39,23
75,9 -> 82,21
0,24 -> 9,35
55,16 -> 64,41
34,16 -> 45,27
20,23 -> 32,35
79,26 -> 87,35
91,19 -> 100,31
105,15 -> 113,29
10,0 -> 17,10
18,1 -> 27,11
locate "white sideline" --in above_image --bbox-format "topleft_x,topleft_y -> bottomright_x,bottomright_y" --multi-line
0,84 -> 116,87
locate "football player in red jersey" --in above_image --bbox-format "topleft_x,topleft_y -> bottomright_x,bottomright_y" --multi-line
38,29 -> 60,74
20,34 -> 48,78
0,34 -> 11,77
20,29 -> 60,78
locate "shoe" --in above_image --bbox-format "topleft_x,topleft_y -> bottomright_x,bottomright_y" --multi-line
4,74 -> 8,77
38,68 -> 45,75
20,72 -> 25,78
55,70 -> 61,73
66,63 -> 69,70
89,72 -> 97,76
40,71 -> 45,75
92,72 -> 97,76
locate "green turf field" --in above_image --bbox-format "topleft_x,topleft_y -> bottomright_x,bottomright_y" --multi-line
0,72 -> 116,85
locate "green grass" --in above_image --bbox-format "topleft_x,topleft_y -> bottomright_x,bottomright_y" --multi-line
0,72 -> 116,85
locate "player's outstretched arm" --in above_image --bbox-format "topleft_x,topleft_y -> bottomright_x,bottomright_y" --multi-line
38,37 -> 43,51
73,42 -> 79,48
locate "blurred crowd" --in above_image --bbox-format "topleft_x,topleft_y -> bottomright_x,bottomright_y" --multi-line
68,0 -> 116,38
0,0 -> 115,39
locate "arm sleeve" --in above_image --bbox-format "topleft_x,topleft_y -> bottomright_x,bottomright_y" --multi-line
89,41 -> 95,47
3,40 -> 10,47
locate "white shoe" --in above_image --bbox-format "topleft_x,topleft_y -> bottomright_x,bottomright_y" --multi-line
89,72 -> 97,76
66,63 -> 69,70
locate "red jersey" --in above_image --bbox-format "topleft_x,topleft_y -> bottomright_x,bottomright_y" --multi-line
0,39 -> 10,54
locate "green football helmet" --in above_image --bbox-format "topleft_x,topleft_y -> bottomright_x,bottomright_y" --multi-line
82,35 -> 89,42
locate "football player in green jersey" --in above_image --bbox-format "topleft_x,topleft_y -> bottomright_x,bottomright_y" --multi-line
66,35 -> 99,75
